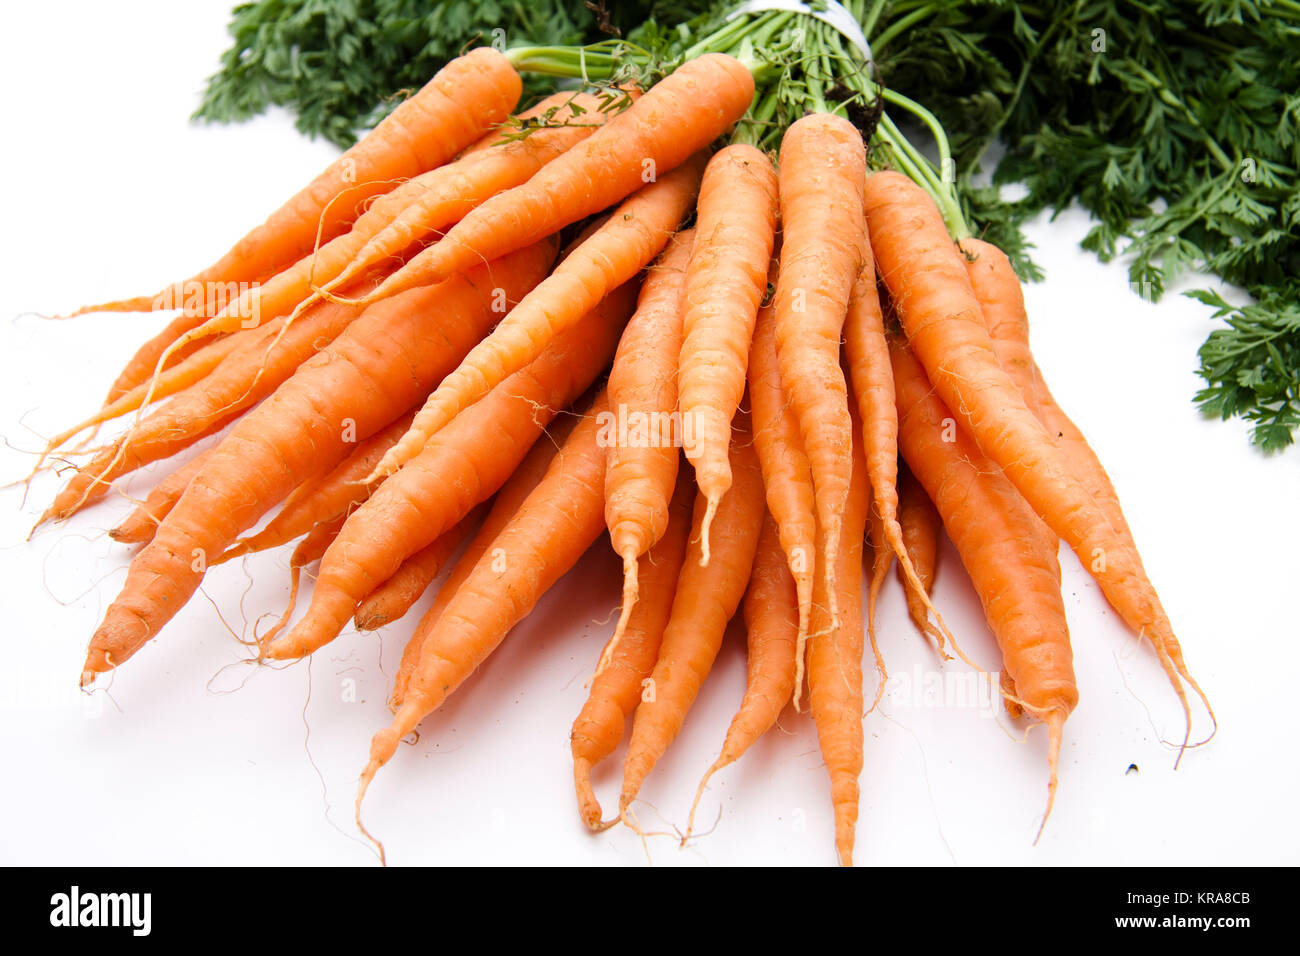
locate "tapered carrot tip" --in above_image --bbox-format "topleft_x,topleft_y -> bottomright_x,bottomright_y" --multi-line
573,759 -> 617,832
698,498 -> 718,568
684,758 -> 726,845
834,808 -> 857,867
355,760 -> 388,867
1033,710 -> 1066,846
593,553 -> 639,681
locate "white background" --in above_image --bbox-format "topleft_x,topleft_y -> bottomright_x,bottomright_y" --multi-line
1,1 -> 1297,866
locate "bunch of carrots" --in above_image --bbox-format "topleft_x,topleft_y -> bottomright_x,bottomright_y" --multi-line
28,41 -> 1213,866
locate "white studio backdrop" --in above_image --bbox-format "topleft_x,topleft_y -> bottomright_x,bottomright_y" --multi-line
1,1 -> 1297,866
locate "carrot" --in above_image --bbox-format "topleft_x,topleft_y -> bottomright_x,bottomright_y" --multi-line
865,169 -> 1209,751
773,113 -> 866,629
599,229 -> 694,674
365,153 -> 706,480
103,317 -> 232,406
45,325 -> 250,458
79,240 -> 556,684
891,332 -> 1076,831
572,465 -> 694,830
387,415 -> 577,711
746,280 -> 817,706
619,410 -> 764,817
961,238 -> 1140,554
369,52 -> 753,290
805,415 -> 870,867
895,461 -> 944,646
355,392 -> 614,861
261,512 -> 351,650
40,274 -> 384,526
217,409 -> 418,564
845,222 -> 956,655
264,283 -> 636,660
323,92 -> 614,306
352,504 -> 485,632
69,47 -> 521,317
678,144 -> 778,564
108,449 -> 216,545
685,508 -> 798,838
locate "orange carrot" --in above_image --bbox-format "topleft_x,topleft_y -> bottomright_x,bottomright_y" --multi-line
70,48 -> 521,317
806,416 -> 870,867
323,92 -> 614,306
108,449 -> 216,545
865,169 -> 1208,750
264,284 -> 636,660
599,229 -> 694,674
370,52 -> 753,290
773,113 -> 866,628
686,508 -> 798,838
353,504 -> 486,632
367,154 -> 706,480
619,411 -> 764,817
572,466 -> 694,830
79,240 -> 556,684
846,222 -> 955,655
747,280 -> 817,706
355,392 -> 614,861
678,144 -> 778,564
387,415 -> 577,711
891,332 -> 1076,830
961,238 -> 1139,554
40,273 -> 385,526
895,462 -> 944,646
218,409 -> 417,564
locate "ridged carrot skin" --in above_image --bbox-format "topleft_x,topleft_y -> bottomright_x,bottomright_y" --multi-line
218,409 -> 418,564
387,52 -> 754,288
619,411 -> 764,814
356,394 -> 614,861
865,170 -> 1207,744
352,504 -> 485,632
572,465 -> 694,830
264,284 -> 635,660
70,47 -> 521,318
387,415 -> 577,712
108,449 -> 216,546
806,418 -> 870,867
678,145 -> 779,562
369,153 -> 706,480
599,229 -> 694,673
79,240 -> 556,684
891,333 -> 1076,822
747,282 -> 817,704
773,113 -> 866,628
